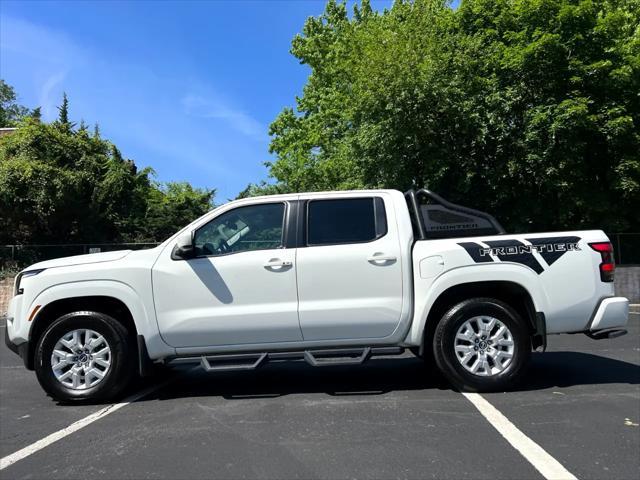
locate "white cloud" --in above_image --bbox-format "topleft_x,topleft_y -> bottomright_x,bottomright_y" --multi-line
0,16 -> 88,121
0,16 -> 87,65
182,94 -> 267,141
39,71 -> 68,119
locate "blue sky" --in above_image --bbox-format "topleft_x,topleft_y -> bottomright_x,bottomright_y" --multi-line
1,0 -> 393,201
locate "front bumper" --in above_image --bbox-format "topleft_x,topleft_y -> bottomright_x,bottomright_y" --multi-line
4,321 -> 29,366
5,293 -> 31,368
590,297 -> 629,331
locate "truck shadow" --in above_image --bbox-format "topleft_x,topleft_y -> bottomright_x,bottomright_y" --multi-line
187,258 -> 234,304
142,351 -> 639,402
514,351 -> 640,391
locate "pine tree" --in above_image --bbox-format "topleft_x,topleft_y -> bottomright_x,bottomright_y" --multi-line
111,144 -> 123,162
93,123 -> 101,138
31,107 -> 42,121
58,92 -> 70,125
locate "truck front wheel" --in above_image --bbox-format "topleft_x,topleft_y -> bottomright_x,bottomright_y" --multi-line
433,298 -> 531,392
34,311 -> 135,403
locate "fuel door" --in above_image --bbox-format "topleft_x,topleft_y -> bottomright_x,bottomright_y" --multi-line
419,255 -> 445,279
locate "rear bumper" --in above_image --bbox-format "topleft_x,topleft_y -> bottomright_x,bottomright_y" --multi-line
590,297 -> 629,331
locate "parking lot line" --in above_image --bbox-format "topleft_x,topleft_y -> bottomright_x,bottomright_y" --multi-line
463,393 -> 577,480
0,379 -> 170,471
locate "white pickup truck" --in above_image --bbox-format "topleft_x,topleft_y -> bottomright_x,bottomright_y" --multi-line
5,189 -> 630,402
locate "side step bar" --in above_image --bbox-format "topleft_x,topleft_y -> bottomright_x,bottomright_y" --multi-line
201,353 -> 268,372
585,328 -> 627,340
168,346 -> 404,372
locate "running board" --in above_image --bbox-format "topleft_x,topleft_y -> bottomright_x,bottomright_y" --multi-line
585,328 -> 627,340
168,346 -> 404,372
201,353 -> 268,372
304,347 -> 371,366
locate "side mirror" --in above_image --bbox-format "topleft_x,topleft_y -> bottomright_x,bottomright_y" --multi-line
171,233 -> 195,260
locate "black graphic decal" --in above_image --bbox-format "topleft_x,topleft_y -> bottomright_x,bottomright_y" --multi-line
483,239 -> 545,274
525,236 -> 581,266
459,237 -> 582,274
458,242 -> 494,263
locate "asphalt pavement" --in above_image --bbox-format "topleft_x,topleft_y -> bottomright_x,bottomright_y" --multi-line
1,313 -> 638,480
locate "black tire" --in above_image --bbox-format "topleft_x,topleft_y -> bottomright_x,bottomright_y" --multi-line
433,297 -> 531,392
35,311 -> 135,403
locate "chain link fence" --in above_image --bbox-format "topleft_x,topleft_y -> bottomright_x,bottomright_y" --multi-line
1,234 -> 638,275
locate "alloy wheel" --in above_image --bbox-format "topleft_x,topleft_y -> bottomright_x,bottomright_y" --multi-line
50,329 -> 111,390
453,316 -> 515,377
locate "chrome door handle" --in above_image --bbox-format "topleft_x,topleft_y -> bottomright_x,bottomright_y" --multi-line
367,253 -> 397,263
264,259 -> 293,268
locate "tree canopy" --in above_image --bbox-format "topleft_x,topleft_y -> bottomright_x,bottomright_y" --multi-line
0,88 -> 215,245
0,80 -> 32,127
259,0 -> 639,233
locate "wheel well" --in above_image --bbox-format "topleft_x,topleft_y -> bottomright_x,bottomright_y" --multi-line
421,281 -> 540,355
27,296 -> 138,370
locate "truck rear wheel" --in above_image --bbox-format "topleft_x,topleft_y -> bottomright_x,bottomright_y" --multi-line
35,311 -> 135,403
433,298 -> 530,392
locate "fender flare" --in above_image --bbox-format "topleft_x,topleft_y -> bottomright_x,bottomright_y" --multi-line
407,263 -> 549,347
28,280 -> 173,361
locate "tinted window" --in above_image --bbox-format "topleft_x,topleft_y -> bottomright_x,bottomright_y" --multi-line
419,203 -> 497,239
307,198 -> 385,245
194,203 -> 284,256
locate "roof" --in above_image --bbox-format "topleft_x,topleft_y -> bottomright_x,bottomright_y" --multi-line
237,189 -> 400,204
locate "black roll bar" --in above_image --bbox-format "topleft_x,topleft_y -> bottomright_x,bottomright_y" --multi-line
404,189 -> 427,240
404,188 -> 506,240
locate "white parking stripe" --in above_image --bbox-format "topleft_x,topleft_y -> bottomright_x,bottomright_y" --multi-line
463,392 -> 578,480
0,380 -> 170,471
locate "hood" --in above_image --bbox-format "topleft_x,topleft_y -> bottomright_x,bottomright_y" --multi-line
25,250 -> 132,271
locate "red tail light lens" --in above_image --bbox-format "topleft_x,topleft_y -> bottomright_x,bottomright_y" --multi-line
589,242 -> 615,282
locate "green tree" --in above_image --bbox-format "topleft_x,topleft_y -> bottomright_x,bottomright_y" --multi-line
31,107 -> 42,121
236,181 -> 287,199
0,79 -> 30,127
56,92 -> 75,131
141,182 -> 216,241
0,89 -> 216,245
267,0 -> 640,233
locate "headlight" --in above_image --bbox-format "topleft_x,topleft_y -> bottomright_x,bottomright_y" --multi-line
14,269 -> 46,295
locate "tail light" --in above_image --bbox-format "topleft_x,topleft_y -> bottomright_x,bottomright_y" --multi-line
589,242 -> 615,282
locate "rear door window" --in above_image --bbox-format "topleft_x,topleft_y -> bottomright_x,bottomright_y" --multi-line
307,198 -> 386,246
